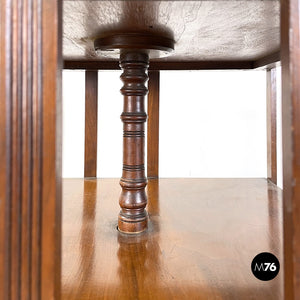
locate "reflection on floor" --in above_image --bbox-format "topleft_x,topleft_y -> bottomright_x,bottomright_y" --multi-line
62,178 -> 283,300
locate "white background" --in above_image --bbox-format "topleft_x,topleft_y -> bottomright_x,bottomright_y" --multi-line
62,69 -> 283,188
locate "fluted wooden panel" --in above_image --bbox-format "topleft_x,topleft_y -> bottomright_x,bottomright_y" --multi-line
0,0 -> 62,299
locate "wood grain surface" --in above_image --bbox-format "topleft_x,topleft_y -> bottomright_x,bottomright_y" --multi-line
84,70 -> 98,178
147,71 -> 160,179
0,0 -> 62,299
281,0 -> 300,298
62,178 -> 283,300
63,1 -> 279,62
118,52 -> 149,233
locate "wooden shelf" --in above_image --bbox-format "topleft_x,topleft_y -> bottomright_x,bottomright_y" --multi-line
62,178 -> 283,299
63,1 -> 279,64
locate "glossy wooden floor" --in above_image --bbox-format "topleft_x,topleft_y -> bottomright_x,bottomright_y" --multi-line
62,178 -> 283,300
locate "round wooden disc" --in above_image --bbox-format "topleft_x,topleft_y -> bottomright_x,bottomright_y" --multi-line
94,33 -> 174,59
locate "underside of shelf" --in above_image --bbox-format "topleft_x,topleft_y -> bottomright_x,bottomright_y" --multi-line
63,1 -> 279,64
62,178 -> 283,300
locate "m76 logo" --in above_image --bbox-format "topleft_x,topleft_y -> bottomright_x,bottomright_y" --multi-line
254,262 -> 277,272
251,252 -> 280,281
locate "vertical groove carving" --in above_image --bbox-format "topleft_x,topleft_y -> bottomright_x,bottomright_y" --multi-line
0,0 -> 62,298
118,52 -> 149,234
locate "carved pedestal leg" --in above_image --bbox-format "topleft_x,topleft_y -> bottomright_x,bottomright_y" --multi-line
118,52 -> 149,234
94,33 -> 173,233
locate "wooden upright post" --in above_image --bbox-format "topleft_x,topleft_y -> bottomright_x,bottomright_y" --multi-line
266,68 -> 277,184
281,0 -> 300,298
147,71 -> 160,179
84,70 -> 98,178
0,0 -> 62,299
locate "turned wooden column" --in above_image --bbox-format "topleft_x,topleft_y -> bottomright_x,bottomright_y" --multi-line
118,52 -> 149,233
94,33 -> 174,233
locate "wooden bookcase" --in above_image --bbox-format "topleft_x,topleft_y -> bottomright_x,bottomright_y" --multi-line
1,0 -> 299,298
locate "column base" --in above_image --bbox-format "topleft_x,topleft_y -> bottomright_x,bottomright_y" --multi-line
118,211 -> 148,234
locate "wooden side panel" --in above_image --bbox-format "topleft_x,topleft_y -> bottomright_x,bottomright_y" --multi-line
0,0 -> 62,299
267,68 -> 277,184
31,1 -> 43,298
41,0 -> 62,299
147,71 -> 160,179
84,71 -> 98,178
281,0 -> 300,298
0,3 -> 12,299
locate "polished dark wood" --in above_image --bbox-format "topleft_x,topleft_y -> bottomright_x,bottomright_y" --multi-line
267,68 -> 277,184
63,1 -> 279,62
281,0 -> 300,298
64,60 -> 120,70
0,0 -> 62,299
147,71 -> 160,179
253,51 -> 281,69
94,33 -> 174,59
0,0 -> 8,291
41,1 -> 63,298
64,60 -> 255,71
62,178 -> 283,300
4,0 -> 299,297
84,71 -> 98,178
118,52 -> 149,234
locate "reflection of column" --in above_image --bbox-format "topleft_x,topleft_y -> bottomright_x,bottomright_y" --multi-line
77,180 -> 97,290
117,234 -> 148,299
117,233 -> 161,298
117,179 -> 161,297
